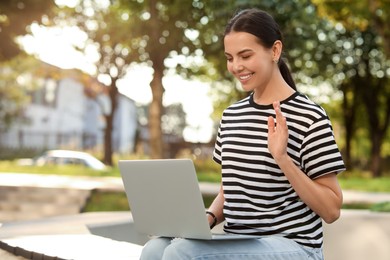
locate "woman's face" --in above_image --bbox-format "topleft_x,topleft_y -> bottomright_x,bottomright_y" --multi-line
224,31 -> 275,92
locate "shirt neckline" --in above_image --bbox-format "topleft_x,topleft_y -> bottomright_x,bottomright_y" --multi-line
248,91 -> 300,109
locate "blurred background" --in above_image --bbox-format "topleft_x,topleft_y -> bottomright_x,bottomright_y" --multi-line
0,0 -> 389,217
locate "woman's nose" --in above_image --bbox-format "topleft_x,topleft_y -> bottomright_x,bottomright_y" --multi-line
234,62 -> 244,72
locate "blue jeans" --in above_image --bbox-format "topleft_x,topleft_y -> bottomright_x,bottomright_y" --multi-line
140,236 -> 323,259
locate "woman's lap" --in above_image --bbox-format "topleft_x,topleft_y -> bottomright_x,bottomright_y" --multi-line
140,236 -> 323,260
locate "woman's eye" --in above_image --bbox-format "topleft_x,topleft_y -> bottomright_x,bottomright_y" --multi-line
242,55 -> 250,59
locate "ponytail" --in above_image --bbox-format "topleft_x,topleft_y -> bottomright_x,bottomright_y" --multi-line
278,59 -> 296,90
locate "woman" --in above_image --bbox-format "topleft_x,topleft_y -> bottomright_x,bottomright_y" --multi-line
141,8 -> 345,260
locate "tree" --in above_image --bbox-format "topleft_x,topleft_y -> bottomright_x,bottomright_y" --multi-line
47,1 -> 143,165
137,102 -> 187,155
0,0 -> 55,61
45,0 -> 213,162
116,0 -> 210,159
0,55 -> 37,132
0,0 -> 55,131
162,103 -> 187,138
313,0 -> 390,177
313,0 -> 390,57
333,28 -> 390,176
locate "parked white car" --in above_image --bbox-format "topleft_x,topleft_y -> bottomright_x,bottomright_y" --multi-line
18,150 -> 107,171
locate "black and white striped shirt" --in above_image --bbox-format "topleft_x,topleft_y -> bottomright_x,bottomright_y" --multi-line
213,92 -> 345,249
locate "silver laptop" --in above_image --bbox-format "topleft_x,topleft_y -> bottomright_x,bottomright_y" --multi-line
118,159 -> 262,240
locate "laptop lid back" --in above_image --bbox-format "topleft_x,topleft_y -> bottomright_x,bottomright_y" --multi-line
118,159 -> 212,240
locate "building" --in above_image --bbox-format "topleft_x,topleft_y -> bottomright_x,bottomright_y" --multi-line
0,67 -> 138,154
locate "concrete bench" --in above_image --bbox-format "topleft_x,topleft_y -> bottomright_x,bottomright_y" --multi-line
1,210 -> 390,260
88,210 -> 390,260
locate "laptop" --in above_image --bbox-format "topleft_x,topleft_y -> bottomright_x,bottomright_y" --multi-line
118,159 -> 262,240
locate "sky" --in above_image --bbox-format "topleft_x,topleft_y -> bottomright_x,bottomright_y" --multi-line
18,24 -> 215,143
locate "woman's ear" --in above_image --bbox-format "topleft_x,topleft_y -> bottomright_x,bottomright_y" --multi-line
272,40 -> 283,62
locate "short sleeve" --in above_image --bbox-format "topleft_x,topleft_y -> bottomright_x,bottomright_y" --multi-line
212,124 -> 222,165
300,116 -> 346,179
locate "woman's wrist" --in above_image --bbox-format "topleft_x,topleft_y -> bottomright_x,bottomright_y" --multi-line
206,211 -> 217,229
274,153 -> 292,169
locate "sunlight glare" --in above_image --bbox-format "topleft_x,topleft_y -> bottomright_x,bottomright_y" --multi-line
118,65 -> 214,143
55,0 -> 80,8
19,24 -> 97,74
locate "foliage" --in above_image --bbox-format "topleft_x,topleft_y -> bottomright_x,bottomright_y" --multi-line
114,0 -> 211,159
311,0 -> 390,176
47,1 -> 141,165
0,160 -> 116,177
162,103 -> 187,137
82,190 -> 215,212
0,0 -> 55,61
83,190 -> 129,212
0,55 -> 42,130
193,157 -> 220,173
84,191 -> 390,212
370,201 -> 390,212
338,175 -> 390,193
0,146 -> 45,160
312,0 -> 390,56
45,0 -> 220,160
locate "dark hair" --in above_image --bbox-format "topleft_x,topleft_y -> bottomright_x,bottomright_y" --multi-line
224,9 -> 296,90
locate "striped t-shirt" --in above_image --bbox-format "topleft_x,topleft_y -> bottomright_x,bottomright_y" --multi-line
213,92 -> 345,249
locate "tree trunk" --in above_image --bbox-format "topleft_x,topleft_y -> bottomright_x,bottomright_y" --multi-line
369,132 -> 382,178
149,66 -> 164,159
103,81 -> 119,166
148,0 -> 165,159
361,76 -> 390,178
369,0 -> 390,57
341,82 -> 357,170
103,113 -> 113,165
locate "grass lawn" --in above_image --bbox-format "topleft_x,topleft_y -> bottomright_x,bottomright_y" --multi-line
4,163 -> 388,192
82,190 -> 217,213
0,161 -> 120,177
1,160 -> 390,212
82,190 -> 390,213
338,177 -> 390,192
81,171 -> 390,213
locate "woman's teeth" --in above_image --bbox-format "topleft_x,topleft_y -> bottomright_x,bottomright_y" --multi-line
240,74 -> 253,80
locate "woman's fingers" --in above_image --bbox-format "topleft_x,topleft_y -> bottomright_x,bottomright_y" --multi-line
267,115 -> 275,133
273,101 -> 287,131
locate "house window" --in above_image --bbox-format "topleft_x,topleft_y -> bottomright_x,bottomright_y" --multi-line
44,79 -> 57,107
30,78 -> 58,107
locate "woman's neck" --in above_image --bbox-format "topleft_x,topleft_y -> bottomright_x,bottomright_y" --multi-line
252,74 -> 295,105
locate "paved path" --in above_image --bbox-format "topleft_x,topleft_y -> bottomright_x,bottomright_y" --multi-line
1,172 -> 390,260
323,210 -> 390,260
1,172 -> 390,204
0,212 -> 143,260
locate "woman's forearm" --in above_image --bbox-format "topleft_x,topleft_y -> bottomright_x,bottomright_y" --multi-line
275,154 -> 343,223
207,184 -> 225,226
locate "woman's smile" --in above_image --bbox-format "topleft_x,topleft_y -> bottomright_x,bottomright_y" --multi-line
238,73 -> 254,81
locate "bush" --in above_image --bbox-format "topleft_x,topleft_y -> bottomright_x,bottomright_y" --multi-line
370,202 -> 390,212
0,147 -> 44,160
